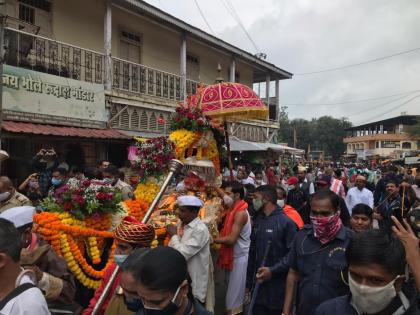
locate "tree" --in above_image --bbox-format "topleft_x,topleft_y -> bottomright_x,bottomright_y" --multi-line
277,108 -> 352,159
406,118 -> 420,138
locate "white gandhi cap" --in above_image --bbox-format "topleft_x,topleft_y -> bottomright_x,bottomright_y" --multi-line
0,206 -> 36,228
177,195 -> 204,208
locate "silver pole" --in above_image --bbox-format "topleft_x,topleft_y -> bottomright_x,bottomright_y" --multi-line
91,159 -> 183,315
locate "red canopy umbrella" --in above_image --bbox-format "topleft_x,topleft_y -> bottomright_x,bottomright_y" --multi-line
193,82 -> 269,179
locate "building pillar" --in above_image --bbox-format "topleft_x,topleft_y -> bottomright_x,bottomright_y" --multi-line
265,73 -> 270,106
229,57 -> 236,82
180,34 -> 187,100
104,1 -> 112,91
275,78 -> 280,122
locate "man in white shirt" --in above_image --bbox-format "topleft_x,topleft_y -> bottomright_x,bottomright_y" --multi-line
167,196 -> 211,305
297,166 -> 315,195
0,218 -> 50,315
345,175 -> 374,215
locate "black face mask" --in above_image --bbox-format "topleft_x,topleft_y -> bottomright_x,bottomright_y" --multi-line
143,302 -> 179,315
124,295 -> 144,312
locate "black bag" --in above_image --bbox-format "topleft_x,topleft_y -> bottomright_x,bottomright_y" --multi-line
0,283 -> 35,311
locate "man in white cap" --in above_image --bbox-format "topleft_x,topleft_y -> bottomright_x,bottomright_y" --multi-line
345,175 -> 374,215
0,206 -> 78,314
166,195 -> 211,307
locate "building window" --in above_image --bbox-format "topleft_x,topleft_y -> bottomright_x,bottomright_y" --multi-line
120,30 -> 141,64
381,141 -> 398,148
19,0 -> 51,12
401,142 -> 411,149
375,141 -> 379,148
19,3 -> 35,24
186,53 -> 200,81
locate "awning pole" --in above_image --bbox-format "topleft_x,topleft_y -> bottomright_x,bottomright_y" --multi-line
224,121 -> 234,181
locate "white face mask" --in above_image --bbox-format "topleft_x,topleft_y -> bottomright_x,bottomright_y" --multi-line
349,272 -> 399,314
277,199 -> 285,208
0,191 -> 10,202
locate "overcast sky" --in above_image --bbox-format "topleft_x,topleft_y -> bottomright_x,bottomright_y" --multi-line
145,0 -> 420,126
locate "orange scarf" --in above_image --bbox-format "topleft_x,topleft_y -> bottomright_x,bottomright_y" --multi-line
217,199 -> 248,270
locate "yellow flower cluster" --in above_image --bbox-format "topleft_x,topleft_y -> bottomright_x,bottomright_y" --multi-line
87,237 -> 100,264
134,182 -> 160,203
169,129 -> 200,160
207,139 -> 219,160
58,212 -> 84,227
60,233 -> 101,289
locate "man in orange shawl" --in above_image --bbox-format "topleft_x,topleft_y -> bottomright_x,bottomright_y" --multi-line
214,182 -> 251,315
83,216 -> 155,315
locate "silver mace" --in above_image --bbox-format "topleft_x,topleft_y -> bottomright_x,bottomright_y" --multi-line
91,159 -> 184,315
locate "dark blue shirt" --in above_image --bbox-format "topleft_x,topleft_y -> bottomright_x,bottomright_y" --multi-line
246,206 -> 298,310
288,225 -> 353,315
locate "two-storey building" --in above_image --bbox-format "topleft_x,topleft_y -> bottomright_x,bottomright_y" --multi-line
1,0 -> 292,181
343,115 -> 420,161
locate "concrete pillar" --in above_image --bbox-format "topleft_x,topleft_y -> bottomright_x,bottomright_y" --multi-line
275,79 -> 280,122
180,34 -> 187,100
229,57 -> 236,82
104,1 -> 112,91
265,73 -> 270,106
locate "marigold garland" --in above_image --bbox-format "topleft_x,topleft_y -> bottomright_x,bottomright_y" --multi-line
169,129 -> 201,161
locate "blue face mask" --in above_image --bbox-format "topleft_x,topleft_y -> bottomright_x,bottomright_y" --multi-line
124,296 -> 144,312
51,178 -> 62,186
114,254 -> 128,267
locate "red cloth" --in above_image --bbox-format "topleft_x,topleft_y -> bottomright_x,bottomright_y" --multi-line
266,168 -> 278,186
283,205 -> 304,229
114,216 -> 155,247
82,263 -> 121,315
217,200 -> 248,270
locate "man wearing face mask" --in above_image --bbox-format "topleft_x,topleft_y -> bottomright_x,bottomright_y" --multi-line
0,176 -> 32,214
102,165 -> 134,201
246,185 -> 298,315
214,182 -> 251,315
283,190 -> 353,315
48,168 -> 69,196
315,229 -> 419,315
83,216 -> 155,315
276,187 -> 304,229
132,247 -> 212,315
0,218 -> 50,315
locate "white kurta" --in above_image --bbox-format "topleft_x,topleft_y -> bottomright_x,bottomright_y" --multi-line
0,275 -> 50,315
345,187 -> 374,215
169,217 -> 211,303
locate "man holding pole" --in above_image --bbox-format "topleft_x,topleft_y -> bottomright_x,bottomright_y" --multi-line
83,216 -> 155,315
246,185 -> 297,315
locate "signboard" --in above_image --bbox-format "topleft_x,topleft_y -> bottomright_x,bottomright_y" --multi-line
2,65 -> 106,127
405,156 -> 420,165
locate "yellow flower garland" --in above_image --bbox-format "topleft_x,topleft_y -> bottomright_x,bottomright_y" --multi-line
134,182 -> 160,203
169,129 -> 200,160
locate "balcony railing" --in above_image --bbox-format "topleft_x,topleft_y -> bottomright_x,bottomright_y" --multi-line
4,27 -> 200,102
4,27 -> 104,83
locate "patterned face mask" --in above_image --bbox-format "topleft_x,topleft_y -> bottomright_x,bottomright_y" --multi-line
310,211 -> 342,244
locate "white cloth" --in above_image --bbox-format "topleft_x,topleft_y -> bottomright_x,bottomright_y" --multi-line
345,187 -> 374,215
169,217 -> 210,303
226,213 -> 250,314
0,274 -> 50,315
240,177 -> 255,186
177,195 -> 204,208
0,206 -> 35,228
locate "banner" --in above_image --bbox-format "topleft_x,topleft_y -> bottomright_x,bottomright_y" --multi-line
2,65 -> 106,127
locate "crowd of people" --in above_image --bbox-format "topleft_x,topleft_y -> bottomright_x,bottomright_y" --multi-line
0,156 -> 419,315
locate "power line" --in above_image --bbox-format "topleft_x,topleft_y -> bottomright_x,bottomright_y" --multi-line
356,93 -> 420,125
284,89 -> 420,106
294,47 -> 420,76
219,0 -> 260,53
193,0 -> 215,35
346,93 -> 416,117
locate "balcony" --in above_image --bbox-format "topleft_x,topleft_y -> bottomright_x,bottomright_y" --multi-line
4,27 -> 199,102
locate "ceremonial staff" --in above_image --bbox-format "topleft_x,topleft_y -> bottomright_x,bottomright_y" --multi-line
91,159 -> 183,315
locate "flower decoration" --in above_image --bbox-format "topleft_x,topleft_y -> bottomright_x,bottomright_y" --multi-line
40,178 -> 123,220
131,137 -> 175,179
169,98 -> 212,132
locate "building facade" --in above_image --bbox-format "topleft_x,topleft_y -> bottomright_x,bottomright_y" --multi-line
343,115 -> 420,161
1,0 -> 292,181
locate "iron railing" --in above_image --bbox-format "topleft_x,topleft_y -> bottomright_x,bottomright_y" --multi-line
4,27 -> 105,84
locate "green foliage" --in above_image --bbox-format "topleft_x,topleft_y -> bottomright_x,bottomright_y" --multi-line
406,118 -> 420,137
278,109 -> 352,159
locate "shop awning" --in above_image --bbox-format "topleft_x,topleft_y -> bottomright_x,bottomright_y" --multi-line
118,130 -> 164,139
230,137 -> 304,154
2,121 -> 130,140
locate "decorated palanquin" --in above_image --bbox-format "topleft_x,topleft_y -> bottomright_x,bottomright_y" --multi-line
34,96 -> 226,289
